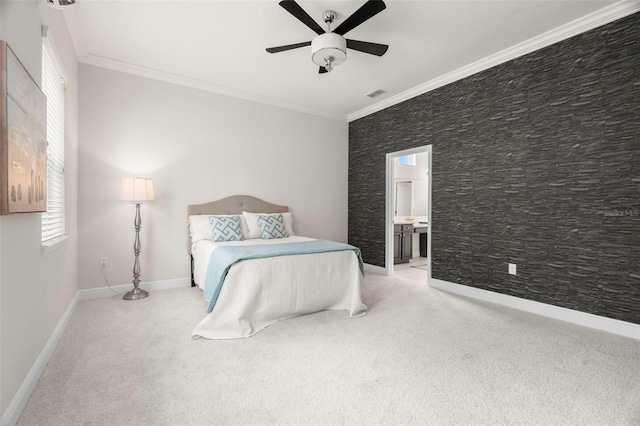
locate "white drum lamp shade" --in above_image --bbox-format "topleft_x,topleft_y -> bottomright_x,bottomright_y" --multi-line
120,177 -> 155,203
311,33 -> 347,68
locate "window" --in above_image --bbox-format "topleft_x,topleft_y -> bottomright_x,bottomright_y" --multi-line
41,38 -> 66,247
399,154 -> 416,166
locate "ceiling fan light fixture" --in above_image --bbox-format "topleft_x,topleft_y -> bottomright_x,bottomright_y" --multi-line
324,57 -> 334,72
312,33 -> 346,68
266,1 -> 388,74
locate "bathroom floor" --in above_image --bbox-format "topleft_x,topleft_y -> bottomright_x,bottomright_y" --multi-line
395,256 -> 428,270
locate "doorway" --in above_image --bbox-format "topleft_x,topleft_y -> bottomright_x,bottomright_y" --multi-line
385,145 -> 432,283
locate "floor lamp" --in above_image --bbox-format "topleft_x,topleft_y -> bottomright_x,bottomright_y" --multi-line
120,177 -> 155,300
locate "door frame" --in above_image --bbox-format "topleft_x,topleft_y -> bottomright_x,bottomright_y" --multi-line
385,145 -> 432,284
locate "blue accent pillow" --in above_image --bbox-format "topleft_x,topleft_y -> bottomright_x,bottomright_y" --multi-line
209,215 -> 244,242
257,214 -> 288,239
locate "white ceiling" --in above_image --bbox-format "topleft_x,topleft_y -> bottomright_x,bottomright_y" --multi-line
61,0 -> 636,121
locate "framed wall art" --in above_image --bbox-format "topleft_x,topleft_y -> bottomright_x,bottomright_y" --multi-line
0,40 -> 47,215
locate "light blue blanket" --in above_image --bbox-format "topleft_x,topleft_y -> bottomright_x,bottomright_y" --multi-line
203,240 -> 364,313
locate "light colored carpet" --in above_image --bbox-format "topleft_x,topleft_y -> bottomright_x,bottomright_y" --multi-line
18,271 -> 640,425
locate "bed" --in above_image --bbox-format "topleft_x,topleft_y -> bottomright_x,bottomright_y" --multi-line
188,195 -> 367,339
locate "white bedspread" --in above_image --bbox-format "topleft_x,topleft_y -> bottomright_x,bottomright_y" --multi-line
192,236 -> 367,339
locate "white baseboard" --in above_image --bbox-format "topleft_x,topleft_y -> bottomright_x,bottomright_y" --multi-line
430,279 -> 640,341
78,277 -> 191,300
0,277 -> 191,426
0,292 -> 80,426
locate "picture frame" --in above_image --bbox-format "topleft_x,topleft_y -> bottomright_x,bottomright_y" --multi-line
0,40 -> 47,215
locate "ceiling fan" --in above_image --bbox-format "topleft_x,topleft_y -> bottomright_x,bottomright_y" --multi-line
266,0 -> 389,74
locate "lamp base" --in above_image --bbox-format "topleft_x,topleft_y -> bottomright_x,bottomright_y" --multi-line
123,287 -> 149,300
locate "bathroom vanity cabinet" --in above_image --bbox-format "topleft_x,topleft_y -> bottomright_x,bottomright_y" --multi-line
394,224 -> 413,264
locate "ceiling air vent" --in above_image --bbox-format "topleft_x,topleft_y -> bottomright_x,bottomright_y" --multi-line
366,89 -> 386,98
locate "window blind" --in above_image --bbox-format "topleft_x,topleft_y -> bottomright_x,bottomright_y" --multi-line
41,41 -> 66,245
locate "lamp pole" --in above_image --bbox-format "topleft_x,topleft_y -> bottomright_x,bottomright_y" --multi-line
123,202 -> 149,300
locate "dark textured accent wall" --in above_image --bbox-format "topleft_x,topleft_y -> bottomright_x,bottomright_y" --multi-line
348,13 -> 640,324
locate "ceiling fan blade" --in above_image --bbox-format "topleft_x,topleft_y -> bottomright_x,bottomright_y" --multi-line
346,39 -> 388,56
319,66 -> 328,74
333,0 -> 386,36
266,41 -> 311,54
279,0 -> 325,35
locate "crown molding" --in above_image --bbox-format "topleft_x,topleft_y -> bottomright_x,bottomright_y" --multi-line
62,7 -> 346,122
62,2 -> 639,123
62,6 -> 87,67
79,53 -> 347,121
348,0 -> 640,122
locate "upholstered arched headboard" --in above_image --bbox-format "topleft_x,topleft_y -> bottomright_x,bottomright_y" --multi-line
187,195 -> 289,254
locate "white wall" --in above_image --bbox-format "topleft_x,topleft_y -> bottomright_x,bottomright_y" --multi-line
78,65 -> 348,290
0,0 -> 79,417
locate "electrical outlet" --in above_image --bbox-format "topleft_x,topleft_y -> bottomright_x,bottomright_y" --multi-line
508,263 -> 516,275
100,257 -> 108,268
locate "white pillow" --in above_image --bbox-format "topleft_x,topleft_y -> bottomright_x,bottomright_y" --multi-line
243,211 -> 294,239
257,214 -> 288,239
188,214 -> 249,243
